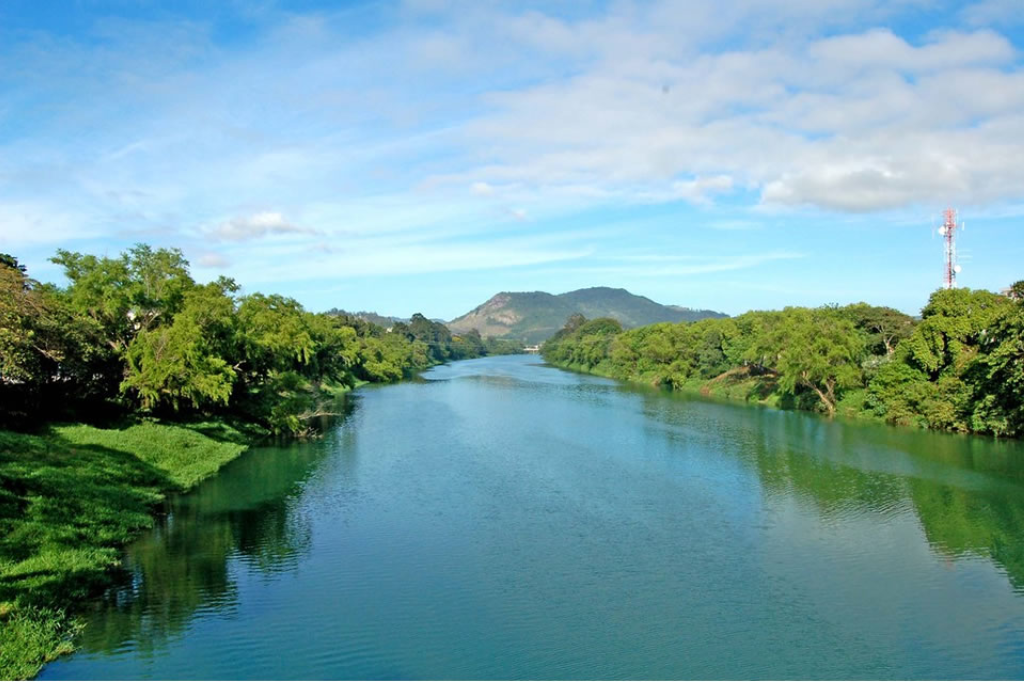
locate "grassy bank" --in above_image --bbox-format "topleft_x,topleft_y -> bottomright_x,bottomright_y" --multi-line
0,420 -> 251,679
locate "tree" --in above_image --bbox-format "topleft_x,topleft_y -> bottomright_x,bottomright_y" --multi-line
0,254 -> 27,279
0,257 -> 100,420
752,308 -> 866,416
356,333 -> 428,383
121,281 -> 238,412
0,257 -> 50,384
972,294 -> 1024,436
903,288 -> 1011,378
404,313 -> 454,363
306,313 -> 360,385
51,244 -> 194,353
693,318 -> 736,378
841,303 -> 916,356
451,329 -> 485,360
866,360 -> 934,428
236,294 -> 315,378
1008,281 -> 1024,301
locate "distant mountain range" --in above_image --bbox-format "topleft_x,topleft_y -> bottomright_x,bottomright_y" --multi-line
328,310 -> 446,328
447,287 -> 727,344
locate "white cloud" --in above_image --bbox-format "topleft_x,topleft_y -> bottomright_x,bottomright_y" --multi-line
196,251 -> 229,268
3,0 -> 1024,271
672,176 -> 735,205
435,19 -> 1024,213
960,0 -> 1024,28
211,211 -> 315,242
806,28 -> 1015,74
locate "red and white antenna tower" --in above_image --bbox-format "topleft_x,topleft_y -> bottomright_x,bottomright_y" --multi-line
938,208 -> 963,289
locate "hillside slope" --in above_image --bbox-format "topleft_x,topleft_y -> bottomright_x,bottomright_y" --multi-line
448,287 -> 726,344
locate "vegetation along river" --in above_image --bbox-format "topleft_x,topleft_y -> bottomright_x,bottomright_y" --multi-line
40,355 -> 1024,680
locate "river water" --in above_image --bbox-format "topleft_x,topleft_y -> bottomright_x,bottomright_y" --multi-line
39,355 -> 1024,679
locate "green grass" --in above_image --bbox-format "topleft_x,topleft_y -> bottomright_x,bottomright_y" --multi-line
52,422 -> 247,489
0,420 -> 250,679
0,606 -> 80,680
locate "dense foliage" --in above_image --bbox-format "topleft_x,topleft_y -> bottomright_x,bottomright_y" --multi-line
0,245 -> 505,435
543,287 -> 1024,437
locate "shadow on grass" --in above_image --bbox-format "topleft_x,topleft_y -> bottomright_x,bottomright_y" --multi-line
179,417 -> 267,445
0,428 -> 185,678
0,410 -> 335,678
0,430 -> 175,607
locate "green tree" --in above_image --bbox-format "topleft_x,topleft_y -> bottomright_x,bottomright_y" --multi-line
0,257 -> 46,384
0,257 -> 93,419
51,244 -> 194,353
356,333 -> 429,383
903,288 -> 1011,379
971,293 -> 1024,436
0,254 -> 27,279
121,281 -> 239,412
305,314 -> 360,386
750,308 -> 866,416
1007,280 -> 1024,301
451,329 -> 486,360
236,294 -> 315,378
841,303 -> 916,356
399,313 -> 455,363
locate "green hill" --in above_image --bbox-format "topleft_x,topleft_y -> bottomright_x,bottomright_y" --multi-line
448,287 -> 727,345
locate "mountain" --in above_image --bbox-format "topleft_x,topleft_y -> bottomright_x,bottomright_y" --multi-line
326,310 -> 449,328
448,287 -> 727,345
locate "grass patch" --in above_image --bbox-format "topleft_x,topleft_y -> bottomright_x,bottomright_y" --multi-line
53,421 -> 247,489
0,606 -> 80,681
0,420 -> 249,679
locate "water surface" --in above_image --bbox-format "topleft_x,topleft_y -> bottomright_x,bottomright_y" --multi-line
41,355 -> 1024,679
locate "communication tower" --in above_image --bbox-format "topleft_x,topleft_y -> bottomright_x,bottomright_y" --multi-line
937,208 -> 964,289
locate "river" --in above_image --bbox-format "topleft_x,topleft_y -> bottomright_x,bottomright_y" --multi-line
39,354 -> 1024,679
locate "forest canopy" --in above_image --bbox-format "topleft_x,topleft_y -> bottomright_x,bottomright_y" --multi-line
0,245 -> 513,434
542,286 -> 1024,437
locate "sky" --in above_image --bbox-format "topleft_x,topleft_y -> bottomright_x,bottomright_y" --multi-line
1,0 -> 1023,320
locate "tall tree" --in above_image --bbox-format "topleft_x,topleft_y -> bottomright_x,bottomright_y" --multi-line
51,244 -> 194,353
972,292 -> 1024,435
903,288 -> 1012,378
748,308 -> 866,416
841,303 -> 916,356
121,280 -> 239,412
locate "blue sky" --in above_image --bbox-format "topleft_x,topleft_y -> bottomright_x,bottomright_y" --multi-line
1,0 -> 1022,319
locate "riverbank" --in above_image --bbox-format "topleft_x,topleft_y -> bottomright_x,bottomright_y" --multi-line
0,420 -> 254,680
547,359 -> 876,424
541,292 -> 1024,438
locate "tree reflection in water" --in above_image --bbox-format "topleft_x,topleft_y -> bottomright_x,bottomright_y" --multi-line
77,402 -> 357,656
634,387 -> 1024,591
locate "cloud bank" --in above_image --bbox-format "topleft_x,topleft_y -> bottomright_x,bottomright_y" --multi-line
0,0 -> 1021,296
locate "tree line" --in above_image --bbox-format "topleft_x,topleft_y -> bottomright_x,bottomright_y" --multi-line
0,245 -> 514,434
542,284 -> 1024,437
